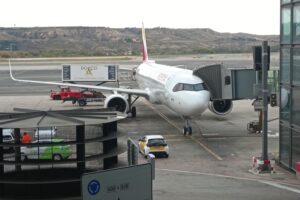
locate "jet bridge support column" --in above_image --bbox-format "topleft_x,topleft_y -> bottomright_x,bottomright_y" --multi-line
261,41 -> 272,172
251,41 -> 273,173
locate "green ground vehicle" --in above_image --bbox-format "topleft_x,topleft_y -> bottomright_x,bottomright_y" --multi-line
21,139 -> 71,161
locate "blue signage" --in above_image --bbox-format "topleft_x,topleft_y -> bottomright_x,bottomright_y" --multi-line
88,179 -> 100,195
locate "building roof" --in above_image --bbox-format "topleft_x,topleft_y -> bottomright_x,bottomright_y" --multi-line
0,107 -> 126,128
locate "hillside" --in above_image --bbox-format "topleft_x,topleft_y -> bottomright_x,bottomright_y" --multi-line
0,27 -> 279,58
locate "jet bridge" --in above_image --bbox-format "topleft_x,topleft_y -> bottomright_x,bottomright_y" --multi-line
193,64 -> 257,115
193,64 -> 256,101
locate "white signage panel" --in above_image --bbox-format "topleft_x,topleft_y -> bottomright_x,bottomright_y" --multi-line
62,64 -> 118,82
82,164 -> 152,200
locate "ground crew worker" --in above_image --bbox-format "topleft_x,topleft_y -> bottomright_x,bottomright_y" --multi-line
21,132 -> 32,144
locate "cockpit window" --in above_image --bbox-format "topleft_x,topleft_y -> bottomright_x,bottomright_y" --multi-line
194,83 -> 209,91
183,84 -> 194,91
172,83 -> 183,92
173,83 -> 208,92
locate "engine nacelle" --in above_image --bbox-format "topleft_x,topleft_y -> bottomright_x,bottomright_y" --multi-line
104,94 -> 129,113
208,100 -> 233,115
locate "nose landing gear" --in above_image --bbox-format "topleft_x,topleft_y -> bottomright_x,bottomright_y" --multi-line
183,119 -> 192,135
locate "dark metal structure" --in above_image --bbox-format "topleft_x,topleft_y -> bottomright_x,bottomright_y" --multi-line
0,108 -> 126,199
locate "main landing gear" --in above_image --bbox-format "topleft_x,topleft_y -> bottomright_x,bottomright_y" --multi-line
131,106 -> 137,118
183,119 -> 192,136
128,94 -> 139,118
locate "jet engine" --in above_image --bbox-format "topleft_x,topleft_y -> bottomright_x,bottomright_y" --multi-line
208,100 -> 233,115
104,94 -> 129,113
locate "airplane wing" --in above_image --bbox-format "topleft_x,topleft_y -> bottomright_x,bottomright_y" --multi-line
9,60 -> 149,98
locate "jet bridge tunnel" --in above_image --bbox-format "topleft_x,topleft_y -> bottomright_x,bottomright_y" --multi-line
194,64 -> 257,101
193,64 -> 279,116
193,64 -> 257,115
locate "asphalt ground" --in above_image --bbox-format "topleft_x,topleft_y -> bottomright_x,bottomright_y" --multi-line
1,55 -> 300,200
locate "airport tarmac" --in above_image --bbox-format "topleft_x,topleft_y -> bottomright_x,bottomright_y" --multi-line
1,56 -> 300,200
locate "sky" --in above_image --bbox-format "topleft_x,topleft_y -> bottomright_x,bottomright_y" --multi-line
1,0 -> 280,35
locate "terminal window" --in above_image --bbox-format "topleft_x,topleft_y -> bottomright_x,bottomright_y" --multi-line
293,5 -> 300,43
279,125 -> 291,168
281,7 -> 291,44
281,48 -> 291,83
281,0 -> 291,4
281,87 -> 291,121
293,48 -> 300,84
292,87 -> 300,126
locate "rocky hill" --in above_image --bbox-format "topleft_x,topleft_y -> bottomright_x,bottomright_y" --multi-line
0,27 -> 279,58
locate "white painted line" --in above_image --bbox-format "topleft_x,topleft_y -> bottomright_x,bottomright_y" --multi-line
127,131 -> 139,135
157,168 -> 300,194
162,134 -> 183,137
268,133 -> 279,138
166,139 -> 190,142
260,181 -> 300,194
206,137 -> 226,140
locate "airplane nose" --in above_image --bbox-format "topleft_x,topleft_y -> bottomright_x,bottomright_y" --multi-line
182,91 -> 210,116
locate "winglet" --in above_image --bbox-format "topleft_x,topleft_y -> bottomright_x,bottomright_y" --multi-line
9,59 -> 17,81
142,22 -> 148,62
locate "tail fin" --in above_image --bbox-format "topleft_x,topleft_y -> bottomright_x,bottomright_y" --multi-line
142,22 -> 148,62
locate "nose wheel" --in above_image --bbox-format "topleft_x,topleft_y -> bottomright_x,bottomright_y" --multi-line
183,119 -> 192,135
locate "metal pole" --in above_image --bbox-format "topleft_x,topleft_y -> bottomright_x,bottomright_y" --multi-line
147,154 -> 155,180
262,41 -> 269,162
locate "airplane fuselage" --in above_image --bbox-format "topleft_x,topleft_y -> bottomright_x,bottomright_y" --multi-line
135,61 -> 210,117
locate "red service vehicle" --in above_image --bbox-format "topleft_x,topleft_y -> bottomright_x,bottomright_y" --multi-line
50,87 -> 105,106
50,87 -> 94,100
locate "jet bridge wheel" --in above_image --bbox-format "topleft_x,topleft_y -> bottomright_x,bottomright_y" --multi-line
188,127 -> 192,135
183,127 -> 192,136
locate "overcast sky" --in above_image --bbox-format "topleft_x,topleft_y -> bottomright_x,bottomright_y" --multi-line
1,0 -> 279,35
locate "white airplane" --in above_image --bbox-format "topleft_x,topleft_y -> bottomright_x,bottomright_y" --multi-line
9,24 -> 233,135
